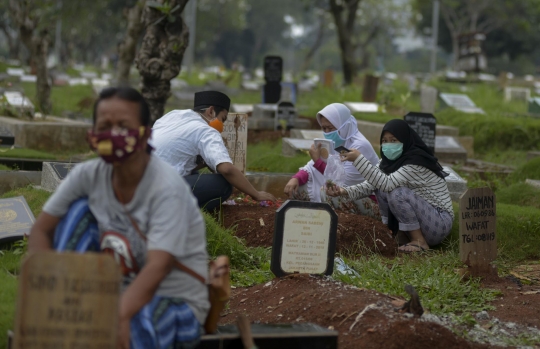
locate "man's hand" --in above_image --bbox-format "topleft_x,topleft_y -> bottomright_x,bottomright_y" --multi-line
309,143 -> 322,162
253,191 -> 277,202
284,178 -> 299,197
340,149 -> 361,162
326,184 -> 347,197
117,317 -> 130,349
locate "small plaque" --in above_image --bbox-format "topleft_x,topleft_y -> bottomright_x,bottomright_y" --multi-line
222,113 -> 248,174
271,200 -> 337,277
459,187 -> 497,276
404,112 -> 436,153
0,196 -> 35,243
52,162 -> 76,180
14,252 -> 121,349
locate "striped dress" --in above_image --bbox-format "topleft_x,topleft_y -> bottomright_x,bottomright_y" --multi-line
344,155 -> 454,218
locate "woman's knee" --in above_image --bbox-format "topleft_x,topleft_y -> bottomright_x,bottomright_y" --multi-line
388,187 -> 414,202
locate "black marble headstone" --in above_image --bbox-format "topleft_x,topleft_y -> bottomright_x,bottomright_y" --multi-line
0,127 -> 15,146
271,200 -> 337,278
51,163 -> 76,180
0,196 -> 36,243
264,56 -> 283,83
404,112 -> 437,153
263,82 -> 282,104
275,101 -> 296,130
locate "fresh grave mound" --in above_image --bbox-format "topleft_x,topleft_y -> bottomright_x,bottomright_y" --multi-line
219,274 -> 490,349
222,204 -> 397,257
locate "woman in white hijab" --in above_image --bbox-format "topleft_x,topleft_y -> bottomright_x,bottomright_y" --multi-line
284,103 -> 380,217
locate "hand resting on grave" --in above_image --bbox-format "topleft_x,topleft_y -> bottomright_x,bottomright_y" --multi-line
325,183 -> 348,197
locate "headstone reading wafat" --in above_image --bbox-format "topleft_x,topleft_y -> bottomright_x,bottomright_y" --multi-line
439,93 -> 485,114
13,252 -> 120,349
222,113 -> 248,174
459,187 -> 497,276
263,56 -> 283,104
404,112 -> 436,153
420,86 -> 438,114
0,196 -> 35,243
41,162 -> 78,192
275,101 -> 296,131
362,74 -> 379,102
271,200 -> 337,277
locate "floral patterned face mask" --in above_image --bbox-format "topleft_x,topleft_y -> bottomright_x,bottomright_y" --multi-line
88,126 -> 147,164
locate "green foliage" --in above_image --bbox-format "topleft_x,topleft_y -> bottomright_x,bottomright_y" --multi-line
335,252 -> 497,315
496,203 -> 540,262
508,157 -> 540,182
0,250 -> 20,346
203,212 -> 272,287
497,182 -> 540,209
247,140 -> 311,173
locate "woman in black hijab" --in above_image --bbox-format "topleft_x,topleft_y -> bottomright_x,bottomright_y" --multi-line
327,119 -> 454,253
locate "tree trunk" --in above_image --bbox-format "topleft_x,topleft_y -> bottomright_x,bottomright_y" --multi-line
117,0 -> 147,86
136,0 -> 190,123
33,29 -> 51,114
329,0 -> 360,85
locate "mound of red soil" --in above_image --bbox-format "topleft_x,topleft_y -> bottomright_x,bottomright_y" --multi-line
222,204 -> 397,257
219,274 -> 491,349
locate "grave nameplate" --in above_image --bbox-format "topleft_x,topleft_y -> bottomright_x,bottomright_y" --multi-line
13,252 -> 120,349
459,187 -> 497,276
420,86 -> 438,114
223,113 -> 248,174
504,87 -> 531,102
404,112 -> 436,153
275,101 -> 296,131
0,126 -> 14,146
439,93 -> 485,114
7,68 -> 24,77
323,70 -> 334,87
271,200 -> 337,277
3,91 -> 35,110
264,56 -> 283,83
41,162 -> 79,192
0,196 -> 35,243
20,75 -> 37,83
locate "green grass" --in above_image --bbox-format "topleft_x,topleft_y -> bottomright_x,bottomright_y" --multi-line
507,157 -> 540,182
497,183 -> 540,209
0,250 -> 21,345
247,140 -> 311,173
20,82 -> 95,118
0,148 -> 56,160
335,252 -> 498,315
1,186 -> 52,217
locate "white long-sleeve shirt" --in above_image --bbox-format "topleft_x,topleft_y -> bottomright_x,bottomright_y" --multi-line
344,155 -> 454,217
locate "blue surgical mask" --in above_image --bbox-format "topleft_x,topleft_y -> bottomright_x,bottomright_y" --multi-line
382,143 -> 403,160
323,130 -> 345,148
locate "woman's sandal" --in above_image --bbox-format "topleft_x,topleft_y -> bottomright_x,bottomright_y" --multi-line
398,243 -> 427,254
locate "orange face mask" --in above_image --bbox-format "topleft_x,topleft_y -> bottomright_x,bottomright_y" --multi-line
209,118 -> 224,133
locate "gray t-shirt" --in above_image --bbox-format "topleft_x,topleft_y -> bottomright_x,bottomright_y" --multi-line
43,156 -> 210,323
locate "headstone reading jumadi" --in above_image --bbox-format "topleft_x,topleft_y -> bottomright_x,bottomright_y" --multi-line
459,187 -> 497,276
404,112 -> 436,153
13,252 -> 121,349
222,113 -> 248,174
0,196 -> 35,243
263,56 -> 283,104
271,200 -> 337,277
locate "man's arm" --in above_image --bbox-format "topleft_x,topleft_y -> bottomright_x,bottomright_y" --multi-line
28,213 -> 61,253
217,162 -> 276,201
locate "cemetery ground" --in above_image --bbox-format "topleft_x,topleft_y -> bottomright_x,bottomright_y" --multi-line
1,65 -> 540,346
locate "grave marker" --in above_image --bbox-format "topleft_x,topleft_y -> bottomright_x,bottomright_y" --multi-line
13,252 -> 121,349
222,113 -> 248,174
275,101 -> 296,131
420,86 -> 438,114
459,187 -> 497,276
0,126 -> 14,146
439,93 -> 485,114
3,91 -> 35,115
344,102 -> 379,113
323,69 -> 334,87
0,196 -> 35,243
263,56 -> 283,104
41,162 -> 78,192
504,87 -> 530,102
362,74 -> 379,102
271,200 -> 337,277
7,68 -> 24,77
404,112 -> 436,153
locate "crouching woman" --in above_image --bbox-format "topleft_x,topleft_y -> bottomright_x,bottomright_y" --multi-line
28,87 -> 209,348
326,119 -> 454,252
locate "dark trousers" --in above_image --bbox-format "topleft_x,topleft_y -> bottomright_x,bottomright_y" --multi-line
183,173 -> 233,211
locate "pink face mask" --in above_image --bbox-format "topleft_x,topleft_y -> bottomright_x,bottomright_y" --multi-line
88,127 -> 147,164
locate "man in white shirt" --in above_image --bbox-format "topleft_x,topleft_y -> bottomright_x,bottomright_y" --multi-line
152,91 -> 276,210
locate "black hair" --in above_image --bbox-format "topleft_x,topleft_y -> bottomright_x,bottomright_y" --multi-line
92,87 -> 151,127
192,105 -> 227,115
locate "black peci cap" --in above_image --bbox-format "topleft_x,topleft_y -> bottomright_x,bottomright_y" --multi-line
194,91 -> 231,111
